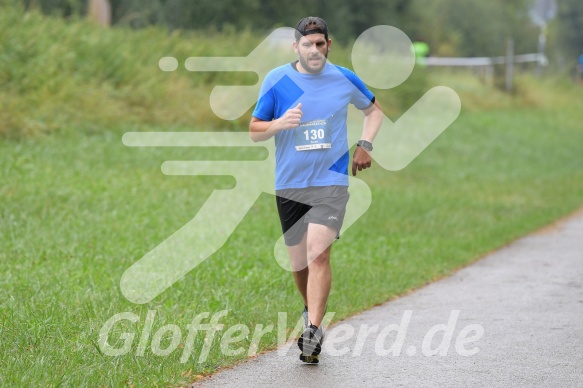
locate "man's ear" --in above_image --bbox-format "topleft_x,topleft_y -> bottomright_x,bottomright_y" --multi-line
293,40 -> 299,55
327,39 -> 332,50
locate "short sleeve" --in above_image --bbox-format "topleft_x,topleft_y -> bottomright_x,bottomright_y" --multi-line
252,72 -> 276,121
341,68 -> 375,110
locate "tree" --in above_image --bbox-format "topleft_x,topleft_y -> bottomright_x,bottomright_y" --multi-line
555,0 -> 583,58
15,0 -> 414,44
410,0 -> 538,57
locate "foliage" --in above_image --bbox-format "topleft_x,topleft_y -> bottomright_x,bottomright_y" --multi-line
10,0 -> 414,44
7,0 -> 583,58
556,0 -> 583,59
408,0 -> 540,57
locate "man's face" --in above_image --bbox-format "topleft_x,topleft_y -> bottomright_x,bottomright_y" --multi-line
293,33 -> 331,74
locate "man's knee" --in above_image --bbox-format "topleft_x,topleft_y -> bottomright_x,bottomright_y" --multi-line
291,259 -> 309,272
307,247 -> 331,266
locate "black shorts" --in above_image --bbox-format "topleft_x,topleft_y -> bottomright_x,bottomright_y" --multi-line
275,185 -> 350,246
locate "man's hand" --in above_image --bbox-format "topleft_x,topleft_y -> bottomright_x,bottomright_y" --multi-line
352,145 -> 372,176
277,103 -> 303,130
249,103 -> 302,142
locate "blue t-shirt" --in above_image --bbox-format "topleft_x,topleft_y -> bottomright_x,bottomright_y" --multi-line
252,61 -> 374,190
579,54 -> 583,71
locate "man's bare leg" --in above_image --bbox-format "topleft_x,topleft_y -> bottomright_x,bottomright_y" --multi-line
305,223 -> 337,327
287,232 -> 308,307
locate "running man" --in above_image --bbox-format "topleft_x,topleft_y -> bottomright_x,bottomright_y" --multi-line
249,16 -> 383,363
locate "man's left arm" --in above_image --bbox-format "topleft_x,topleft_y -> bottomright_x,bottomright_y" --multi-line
352,100 -> 383,176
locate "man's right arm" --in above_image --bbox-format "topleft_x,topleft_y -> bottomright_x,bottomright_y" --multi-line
249,103 -> 303,142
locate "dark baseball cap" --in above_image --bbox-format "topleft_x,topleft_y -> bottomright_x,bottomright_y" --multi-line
294,16 -> 329,41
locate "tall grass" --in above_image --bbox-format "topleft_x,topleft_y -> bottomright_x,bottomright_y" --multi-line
4,4 -> 567,140
1,4 -> 432,138
0,6 -> 266,137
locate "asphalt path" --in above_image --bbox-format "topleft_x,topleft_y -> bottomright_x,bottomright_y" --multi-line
195,210 -> 583,387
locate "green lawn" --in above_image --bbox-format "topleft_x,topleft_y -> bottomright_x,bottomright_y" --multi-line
2,79 -> 583,385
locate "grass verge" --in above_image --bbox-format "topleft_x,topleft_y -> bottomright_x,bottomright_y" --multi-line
1,81 -> 583,385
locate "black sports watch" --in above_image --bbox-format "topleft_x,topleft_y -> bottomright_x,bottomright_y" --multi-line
357,140 -> 373,152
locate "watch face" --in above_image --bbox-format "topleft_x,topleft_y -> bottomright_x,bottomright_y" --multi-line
358,141 -> 372,151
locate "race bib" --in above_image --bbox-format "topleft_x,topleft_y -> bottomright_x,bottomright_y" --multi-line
294,118 -> 331,151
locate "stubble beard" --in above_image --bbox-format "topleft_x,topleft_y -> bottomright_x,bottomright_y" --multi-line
299,50 -> 329,74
